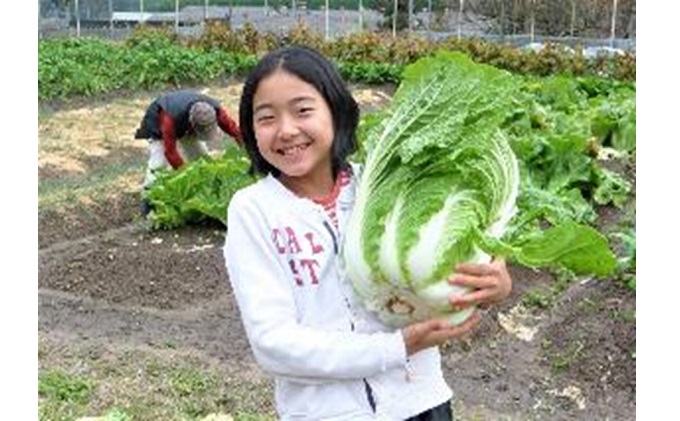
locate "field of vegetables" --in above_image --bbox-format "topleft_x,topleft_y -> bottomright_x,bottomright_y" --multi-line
38,30 -> 635,420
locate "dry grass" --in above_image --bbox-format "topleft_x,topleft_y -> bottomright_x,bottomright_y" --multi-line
38,334 -> 275,421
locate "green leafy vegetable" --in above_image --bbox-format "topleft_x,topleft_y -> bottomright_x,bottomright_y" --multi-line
342,52 -> 617,328
145,146 -> 255,230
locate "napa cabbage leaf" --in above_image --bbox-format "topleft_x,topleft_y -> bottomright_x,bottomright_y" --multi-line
341,52 -> 616,328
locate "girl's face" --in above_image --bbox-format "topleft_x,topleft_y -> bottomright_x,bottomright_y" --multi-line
252,69 -> 335,194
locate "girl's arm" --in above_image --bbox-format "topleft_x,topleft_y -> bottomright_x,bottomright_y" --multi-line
224,193 -> 407,383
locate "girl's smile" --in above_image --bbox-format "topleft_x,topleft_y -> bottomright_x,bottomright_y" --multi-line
277,141 -> 312,157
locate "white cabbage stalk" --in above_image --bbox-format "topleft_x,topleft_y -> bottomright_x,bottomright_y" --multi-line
342,52 -> 520,328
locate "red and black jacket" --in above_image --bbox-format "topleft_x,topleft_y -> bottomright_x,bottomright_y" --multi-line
135,90 -> 242,168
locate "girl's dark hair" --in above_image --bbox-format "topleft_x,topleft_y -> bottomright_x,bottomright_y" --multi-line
239,45 -> 359,179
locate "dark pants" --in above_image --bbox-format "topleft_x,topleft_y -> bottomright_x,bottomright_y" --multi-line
365,380 -> 453,420
405,400 -> 453,421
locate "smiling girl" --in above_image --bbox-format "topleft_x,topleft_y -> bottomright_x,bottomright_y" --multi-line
223,46 -> 512,420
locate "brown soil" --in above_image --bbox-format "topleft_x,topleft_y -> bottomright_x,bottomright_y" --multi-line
38,80 -> 635,420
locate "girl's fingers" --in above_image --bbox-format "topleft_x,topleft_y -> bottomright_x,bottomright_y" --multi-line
449,289 -> 490,308
449,273 -> 496,289
453,262 -> 495,277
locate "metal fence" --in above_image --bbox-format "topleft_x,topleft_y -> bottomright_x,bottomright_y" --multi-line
38,0 -> 636,50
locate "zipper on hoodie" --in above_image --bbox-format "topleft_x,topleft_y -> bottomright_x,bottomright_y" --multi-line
322,220 -> 339,255
404,358 -> 415,382
319,205 -> 377,412
363,379 -> 377,413
320,215 -> 356,324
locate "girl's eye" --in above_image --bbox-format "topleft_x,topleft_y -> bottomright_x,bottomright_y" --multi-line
298,107 -> 314,115
256,115 -> 274,123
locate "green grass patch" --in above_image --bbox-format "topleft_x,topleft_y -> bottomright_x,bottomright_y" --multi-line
520,271 -> 574,311
550,341 -> 587,372
39,369 -> 93,404
39,369 -> 94,421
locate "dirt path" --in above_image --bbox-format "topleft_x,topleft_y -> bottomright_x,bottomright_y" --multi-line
38,80 -> 635,420
39,282 -> 252,366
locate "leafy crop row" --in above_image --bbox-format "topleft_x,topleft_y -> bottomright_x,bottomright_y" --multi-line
38,35 -> 256,100
39,22 -> 634,101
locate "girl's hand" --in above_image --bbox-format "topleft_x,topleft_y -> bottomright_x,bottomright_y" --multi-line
448,258 -> 512,310
401,311 -> 481,356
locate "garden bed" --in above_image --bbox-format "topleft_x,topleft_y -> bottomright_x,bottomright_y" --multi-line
38,79 -> 635,420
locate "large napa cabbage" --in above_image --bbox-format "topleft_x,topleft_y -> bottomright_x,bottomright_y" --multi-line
341,52 -> 615,328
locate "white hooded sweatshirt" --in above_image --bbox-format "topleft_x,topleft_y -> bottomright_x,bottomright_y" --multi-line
223,165 -> 452,420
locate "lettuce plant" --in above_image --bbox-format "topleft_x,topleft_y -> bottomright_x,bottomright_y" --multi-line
146,146 -> 254,230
